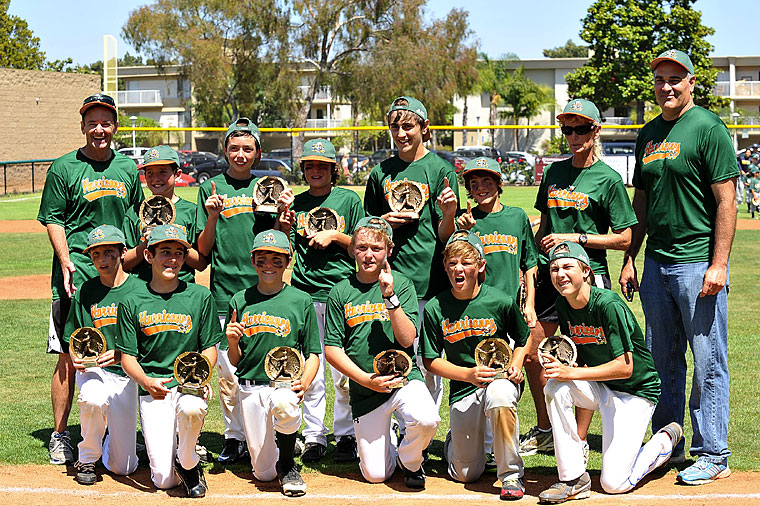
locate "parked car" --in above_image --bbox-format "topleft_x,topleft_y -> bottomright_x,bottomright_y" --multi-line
118,147 -> 152,165
179,151 -> 218,174
433,150 -> 467,173
191,158 -> 294,185
139,169 -> 196,187
266,148 -> 293,161
368,149 -> 398,166
505,151 -> 536,167
454,146 -> 503,163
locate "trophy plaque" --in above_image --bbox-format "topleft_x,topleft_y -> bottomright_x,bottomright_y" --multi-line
305,207 -> 340,236
538,335 -> 577,368
173,351 -> 212,397
474,338 -> 513,380
70,327 -> 107,368
372,349 -> 413,388
253,176 -> 288,213
388,180 -> 425,218
265,346 -> 304,389
139,195 -> 176,236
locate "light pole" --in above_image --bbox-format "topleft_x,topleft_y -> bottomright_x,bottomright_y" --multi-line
130,115 -> 138,151
732,112 -> 740,151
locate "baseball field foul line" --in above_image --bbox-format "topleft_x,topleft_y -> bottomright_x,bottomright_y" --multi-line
2,486 -> 760,502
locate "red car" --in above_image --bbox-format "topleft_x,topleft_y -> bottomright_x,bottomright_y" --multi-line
138,169 -> 196,187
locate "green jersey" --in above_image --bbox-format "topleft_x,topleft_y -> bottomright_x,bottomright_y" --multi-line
750,177 -> 760,198
364,152 -> 460,299
290,187 -> 365,302
123,197 -> 198,284
633,106 -> 739,263
63,274 -> 143,377
324,273 -> 423,418
115,281 -> 222,395
555,285 -> 660,404
226,285 -> 321,381
465,205 -> 538,298
195,173 -> 276,316
535,158 -> 637,276
420,285 -> 529,405
37,149 -> 143,299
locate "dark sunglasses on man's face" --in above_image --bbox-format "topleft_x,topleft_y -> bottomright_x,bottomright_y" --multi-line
560,124 -> 596,136
82,94 -> 115,107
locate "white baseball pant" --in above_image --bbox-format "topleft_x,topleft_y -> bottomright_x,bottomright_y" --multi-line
302,301 -> 353,445
446,379 -> 522,483
217,316 -> 246,441
76,367 -> 139,475
238,382 -> 302,481
545,378 -> 674,493
139,389 -> 207,489
353,379 -> 439,483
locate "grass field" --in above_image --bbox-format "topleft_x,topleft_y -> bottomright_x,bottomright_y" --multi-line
0,185 -> 758,474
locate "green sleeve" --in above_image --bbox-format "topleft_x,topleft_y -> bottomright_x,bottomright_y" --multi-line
420,303 -> 443,360
534,166 -> 550,214
37,167 -> 67,226
520,211 -> 538,271
128,172 -> 144,209
600,299 -> 635,360
364,169 -> 382,216
301,298 -> 322,357
323,287 -> 345,348
195,183 -> 210,237
122,211 -> 141,249
199,292 -> 223,351
703,123 -> 741,183
396,276 -> 419,331
506,298 -> 530,348
602,179 -> 637,232
62,293 -> 84,344
115,300 -> 138,356
432,163 -> 460,220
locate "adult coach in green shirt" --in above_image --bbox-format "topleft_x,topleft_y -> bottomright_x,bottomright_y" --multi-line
37,93 -> 143,465
620,49 -> 737,485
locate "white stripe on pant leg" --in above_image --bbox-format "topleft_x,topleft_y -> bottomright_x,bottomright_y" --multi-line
239,385 -> 278,483
101,372 -> 138,475
485,379 -> 523,483
302,301 -> 328,445
76,369 -> 110,465
330,363 -> 354,438
175,393 -> 207,471
393,379 -> 440,473
353,399 -> 396,483
447,388 -> 486,483
139,392 -> 180,489
216,333 -> 245,441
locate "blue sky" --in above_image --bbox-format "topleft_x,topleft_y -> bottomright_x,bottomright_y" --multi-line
8,0 -> 752,65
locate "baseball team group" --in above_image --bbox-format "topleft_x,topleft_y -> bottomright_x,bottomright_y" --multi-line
36,48 -> 736,503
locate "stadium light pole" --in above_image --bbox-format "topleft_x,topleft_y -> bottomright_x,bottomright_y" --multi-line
130,116 -> 138,150
732,112 -> 740,151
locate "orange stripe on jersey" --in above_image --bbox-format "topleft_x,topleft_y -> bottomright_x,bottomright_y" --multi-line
443,328 -> 491,344
83,189 -> 120,202
221,206 -> 254,218
642,152 -> 669,164
243,325 -> 283,336
571,335 -> 599,345
142,323 -> 182,336
346,313 -> 388,327
547,197 -> 580,208
93,317 -> 117,328
483,245 -> 512,254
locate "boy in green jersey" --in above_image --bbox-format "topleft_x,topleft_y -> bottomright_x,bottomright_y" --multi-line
64,225 -> 141,486
290,138 -> 364,463
225,230 -> 321,497
749,167 -> 760,218
123,145 -> 206,282
196,118 -> 294,464
116,224 -> 222,498
421,230 -> 530,500
538,242 -> 680,503
324,217 -> 439,489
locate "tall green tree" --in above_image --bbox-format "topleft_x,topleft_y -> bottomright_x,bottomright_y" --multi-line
0,0 -> 46,69
499,66 -> 555,150
567,0 -> 726,123
476,53 -> 517,147
543,39 -> 588,58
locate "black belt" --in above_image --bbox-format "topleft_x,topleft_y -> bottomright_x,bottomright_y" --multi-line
237,378 -> 271,387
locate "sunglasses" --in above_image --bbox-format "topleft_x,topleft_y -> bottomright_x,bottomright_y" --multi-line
82,94 -> 116,107
560,124 -> 596,136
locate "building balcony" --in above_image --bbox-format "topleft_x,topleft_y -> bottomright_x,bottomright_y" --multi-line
714,81 -> 760,98
116,90 -> 163,107
298,86 -> 333,101
603,116 -> 634,125
305,119 -> 343,129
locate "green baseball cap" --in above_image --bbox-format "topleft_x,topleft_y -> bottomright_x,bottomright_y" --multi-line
141,145 -> 180,169
650,49 -> 694,74
225,117 -> 261,148
548,241 -> 590,267
147,224 -> 191,249
251,229 -> 292,256
445,230 -> 486,283
79,93 -> 117,116
353,216 -> 393,240
557,99 -> 601,124
462,157 -> 503,179
387,96 -> 430,142
301,138 -> 337,165
83,225 -> 125,254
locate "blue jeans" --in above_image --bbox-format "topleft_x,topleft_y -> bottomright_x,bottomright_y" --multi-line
639,256 -> 730,462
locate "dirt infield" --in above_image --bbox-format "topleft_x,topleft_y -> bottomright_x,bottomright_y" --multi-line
0,465 -> 757,506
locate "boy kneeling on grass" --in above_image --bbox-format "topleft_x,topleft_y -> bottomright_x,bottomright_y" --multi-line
538,241 -> 682,504
324,217 -> 440,489
224,229 -> 321,497
65,225 -> 141,485
420,230 -> 531,500
116,224 -> 221,498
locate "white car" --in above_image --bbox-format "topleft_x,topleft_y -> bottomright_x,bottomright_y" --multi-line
117,147 -> 152,165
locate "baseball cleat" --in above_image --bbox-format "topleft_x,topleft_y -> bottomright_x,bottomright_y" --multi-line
174,460 -> 207,498
277,461 -> 306,497
301,442 -> 326,463
538,472 -> 591,503
334,436 -> 358,463
519,425 -> 554,456
49,431 -> 75,465
500,477 -> 525,500
74,460 -> 97,485
397,456 -> 425,489
218,438 -> 247,464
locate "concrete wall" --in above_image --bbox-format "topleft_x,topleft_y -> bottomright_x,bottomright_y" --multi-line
0,68 -> 100,162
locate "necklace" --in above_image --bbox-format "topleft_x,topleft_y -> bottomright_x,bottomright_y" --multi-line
568,158 -> 595,191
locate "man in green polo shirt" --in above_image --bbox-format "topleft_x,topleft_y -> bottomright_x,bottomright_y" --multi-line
116,224 -> 222,498
290,138 -> 365,463
38,93 -> 143,465
620,49 -> 737,485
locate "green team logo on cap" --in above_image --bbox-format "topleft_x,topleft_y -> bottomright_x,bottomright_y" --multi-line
144,148 -> 160,163
662,49 -> 678,58
475,158 -> 489,168
262,232 -> 276,244
312,142 -> 325,154
92,228 -> 105,240
166,226 -> 179,238
569,100 -> 583,112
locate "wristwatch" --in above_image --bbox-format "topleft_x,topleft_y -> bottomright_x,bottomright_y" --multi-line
578,233 -> 588,246
383,293 -> 401,310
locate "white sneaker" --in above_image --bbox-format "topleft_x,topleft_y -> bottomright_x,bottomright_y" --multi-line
49,431 -> 74,465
